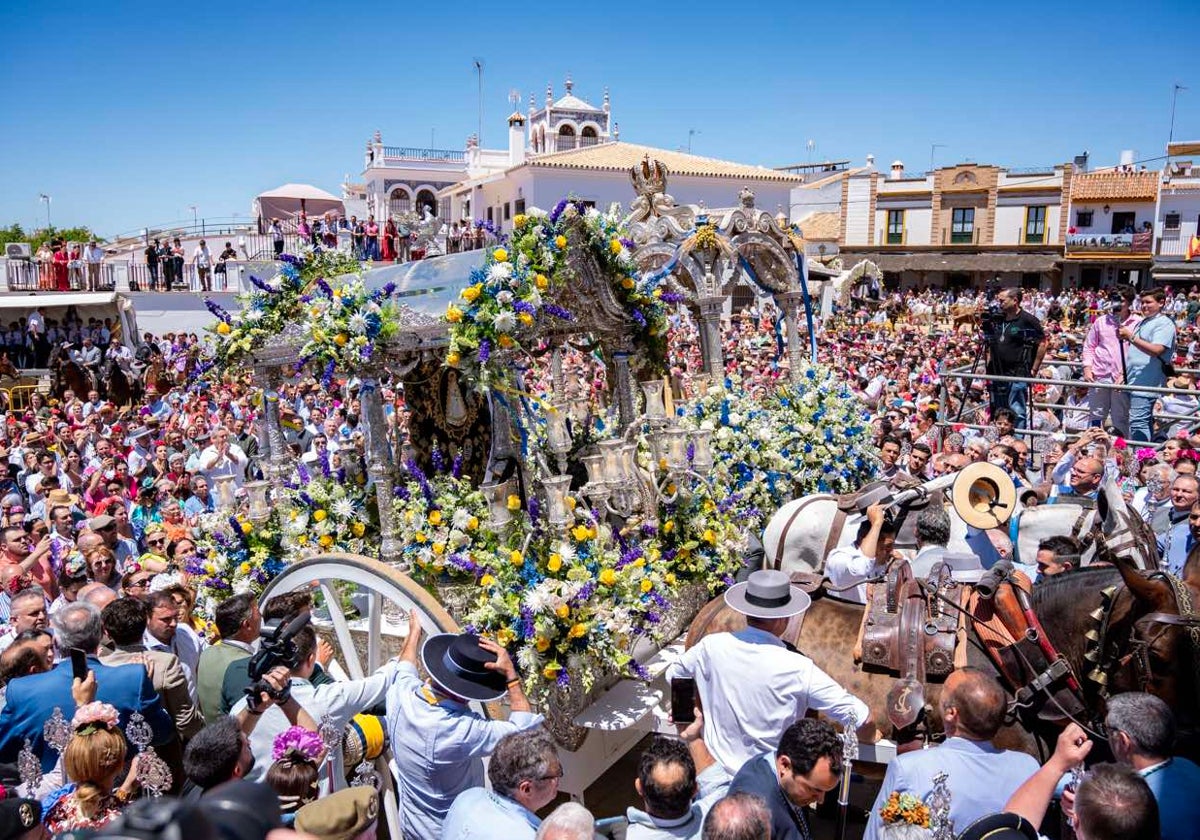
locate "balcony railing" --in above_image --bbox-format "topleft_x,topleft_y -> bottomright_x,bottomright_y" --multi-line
1157,231 -> 1189,257
380,147 -> 466,163
1066,231 -> 1153,255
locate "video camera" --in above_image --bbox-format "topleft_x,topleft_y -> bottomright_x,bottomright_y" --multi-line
244,611 -> 312,712
980,301 -> 1005,336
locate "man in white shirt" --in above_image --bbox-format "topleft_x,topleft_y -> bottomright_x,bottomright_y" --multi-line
26,307 -> 46,367
70,336 -> 102,390
665,570 -> 869,774
825,504 -> 896,604
193,239 -> 213,292
84,241 -> 104,291
143,590 -> 206,703
198,427 -> 249,489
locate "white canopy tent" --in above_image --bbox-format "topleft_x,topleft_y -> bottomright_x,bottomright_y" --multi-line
252,184 -> 345,229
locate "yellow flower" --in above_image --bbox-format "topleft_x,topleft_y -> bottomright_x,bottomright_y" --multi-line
610,239 -> 622,254
535,274 -> 549,291
565,496 -> 577,510
240,521 -> 252,535
335,333 -> 348,346
319,534 -> 334,548
296,534 -> 308,545
535,635 -> 550,652
216,322 -> 231,335
493,248 -> 509,262
569,622 -> 587,639
445,304 -> 463,323
543,663 -> 562,680
432,542 -> 445,556
466,516 -> 479,530
498,335 -> 514,348
514,214 -> 527,228
238,562 -> 250,575
461,284 -> 482,303
313,510 -> 327,522
702,529 -> 717,545
662,520 -> 675,534
428,510 -> 443,526
517,312 -> 533,327
703,498 -> 716,512
351,522 -> 365,537
480,574 -> 496,587
554,235 -> 567,249
665,572 -> 677,586
506,495 -> 522,512
599,568 -> 617,587
509,550 -> 524,566
640,578 -> 653,593
446,351 -> 461,366
547,553 -> 562,573
414,532 -> 428,544
496,627 -> 515,645
571,524 -> 591,542
555,604 -> 570,619
652,288 -> 662,298
621,277 -> 635,289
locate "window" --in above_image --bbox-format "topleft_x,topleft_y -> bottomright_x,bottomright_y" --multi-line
950,208 -> 974,244
1075,210 -> 1094,227
486,207 -> 493,223
1165,212 -> 1181,231
388,189 -> 411,218
1024,206 -> 1047,244
514,199 -> 526,216
503,202 -> 511,221
886,210 -> 904,244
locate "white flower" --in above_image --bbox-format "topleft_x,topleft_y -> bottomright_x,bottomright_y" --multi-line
451,508 -> 473,530
496,290 -> 513,305
347,313 -> 369,335
243,309 -> 263,322
553,541 -> 577,564
332,498 -> 355,519
493,312 -> 517,333
233,578 -> 254,595
489,262 -> 512,281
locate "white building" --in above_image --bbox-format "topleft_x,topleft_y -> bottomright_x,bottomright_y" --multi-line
1153,141 -> 1200,286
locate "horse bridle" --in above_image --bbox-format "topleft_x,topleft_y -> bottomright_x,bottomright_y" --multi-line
1126,572 -> 1200,697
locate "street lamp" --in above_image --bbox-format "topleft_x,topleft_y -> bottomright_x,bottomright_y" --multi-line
38,194 -> 51,230
188,205 -> 198,231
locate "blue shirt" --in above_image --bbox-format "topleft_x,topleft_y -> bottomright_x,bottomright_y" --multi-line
1141,756 -> 1200,840
385,661 -> 543,840
1125,313 -> 1176,392
1156,516 -> 1192,577
441,787 -> 540,840
864,737 -> 1039,840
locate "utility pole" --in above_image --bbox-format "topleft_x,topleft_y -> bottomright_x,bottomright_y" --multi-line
688,128 -> 700,154
930,143 -> 947,172
189,205 -> 198,231
473,59 -> 484,146
38,194 -> 51,230
806,139 -> 815,163
1169,83 -> 1188,146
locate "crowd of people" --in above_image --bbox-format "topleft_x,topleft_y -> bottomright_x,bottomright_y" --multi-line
265,213 -> 499,265
0,278 -> 1198,840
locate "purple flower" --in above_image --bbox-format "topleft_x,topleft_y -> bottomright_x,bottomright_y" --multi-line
527,497 -> 540,525
321,360 -> 336,390
629,660 -> 650,680
660,291 -> 685,304
394,484 -> 410,501
272,727 -> 325,762
549,199 -> 569,224
279,254 -> 303,266
431,446 -> 445,473
204,299 -> 232,324
543,304 -> 572,321
319,451 -> 331,478
297,462 -> 310,484
556,669 -> 570,688
316,278 -> 334,298
248,274 -> 276,294
632,310 -> 647,329
478,339 -> 491,364
512,300 -> 536,315
451,454 -> 463,479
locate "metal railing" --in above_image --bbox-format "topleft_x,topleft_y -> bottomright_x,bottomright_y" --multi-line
381,146 -> 466,163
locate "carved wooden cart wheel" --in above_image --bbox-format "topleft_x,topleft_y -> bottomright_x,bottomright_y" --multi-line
259,553 -> 498,840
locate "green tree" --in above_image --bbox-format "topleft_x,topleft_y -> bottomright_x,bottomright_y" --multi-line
0,223 -> 97,252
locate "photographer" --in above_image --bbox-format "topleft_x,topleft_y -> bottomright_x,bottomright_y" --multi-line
1119,287 -> 1178,443
1082,285 -> 1139,436
985,287 -> 1047,432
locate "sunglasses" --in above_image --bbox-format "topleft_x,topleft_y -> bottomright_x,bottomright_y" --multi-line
147,537 -> 166,546
127,578 -> 151,589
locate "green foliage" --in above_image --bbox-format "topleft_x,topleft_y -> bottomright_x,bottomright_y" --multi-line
0,224 -> 97,251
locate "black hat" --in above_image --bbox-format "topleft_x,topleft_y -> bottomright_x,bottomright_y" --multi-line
421,633 -> 508,702
0,797 -> 42,840
956,812 -> 1040,840
203,779 -> 282,840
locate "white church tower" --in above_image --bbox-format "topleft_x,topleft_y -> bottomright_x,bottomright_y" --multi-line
527,74 -> 613,155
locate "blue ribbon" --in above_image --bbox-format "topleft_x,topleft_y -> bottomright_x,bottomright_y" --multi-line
795,252 -> 818,364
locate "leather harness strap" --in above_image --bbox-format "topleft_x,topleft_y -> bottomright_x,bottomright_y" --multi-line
771,496 -> 824,570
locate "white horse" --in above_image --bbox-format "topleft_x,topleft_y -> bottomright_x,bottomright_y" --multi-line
762,471 -> 1155,576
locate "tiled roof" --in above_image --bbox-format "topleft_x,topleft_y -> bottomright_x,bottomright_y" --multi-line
797,211 -> 841,240
1071,170 -> 1159,202
525,142 -> 804,183
552,93 -> 603,112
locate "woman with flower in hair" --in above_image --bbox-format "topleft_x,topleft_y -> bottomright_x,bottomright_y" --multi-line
43,702 -> 142,833
267,725 -> 326,821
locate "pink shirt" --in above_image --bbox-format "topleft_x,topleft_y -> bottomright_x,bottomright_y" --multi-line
1082,313 -> 1141,382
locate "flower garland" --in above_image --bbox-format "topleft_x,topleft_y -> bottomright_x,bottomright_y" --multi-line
202,249 -> 399,380
445,202 -> 668,381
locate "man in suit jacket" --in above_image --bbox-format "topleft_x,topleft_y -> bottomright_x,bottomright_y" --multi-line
196,593 -> 259,721
0,601 -> 173,771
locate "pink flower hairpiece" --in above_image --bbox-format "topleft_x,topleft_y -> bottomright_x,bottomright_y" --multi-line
72,702 -> 119,733
1136,448 -> 1158,463
1112,437 -> 1127,450
1178,449 -> 1200,462
272,726 -> 324,763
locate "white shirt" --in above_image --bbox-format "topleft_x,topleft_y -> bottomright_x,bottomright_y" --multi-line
665,627 -> 868,773
825,543 -> 886,605
144,623 -> 206,703
26,312 -> 43,336
231,661 -> 400,795
198,442 -> 249,488
193,245 -> 212,267
84,245 -> 104,264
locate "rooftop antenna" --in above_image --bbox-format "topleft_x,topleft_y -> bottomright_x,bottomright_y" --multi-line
473,58 -> 484,146
930,143 -> 947,171
806,139 -> 816,162
1170,83 -> 1188,145
688,128 -> 700,154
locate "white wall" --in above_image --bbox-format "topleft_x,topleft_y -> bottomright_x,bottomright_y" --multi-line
1069,201 -> 1154,234
992,203 -> 1059,245
906,208 -> 933,245
1157,190 -> 1200,257
843,178 -> 872,246
789,179 -> 846,224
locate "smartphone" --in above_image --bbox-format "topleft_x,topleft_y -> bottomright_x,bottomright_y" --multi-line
70,648 -> 89,682
670,677 -> 696,724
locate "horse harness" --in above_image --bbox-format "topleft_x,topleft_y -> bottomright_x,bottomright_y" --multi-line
1099,571 -> 1200,700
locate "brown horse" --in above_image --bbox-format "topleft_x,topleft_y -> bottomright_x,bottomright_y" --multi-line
685,553 -> 1200,761
141,356 -> 173,396
101,358 -> 137,407
49,345 -> 91,400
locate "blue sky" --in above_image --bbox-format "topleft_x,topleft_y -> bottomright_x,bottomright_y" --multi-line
2,0 -> 1198,238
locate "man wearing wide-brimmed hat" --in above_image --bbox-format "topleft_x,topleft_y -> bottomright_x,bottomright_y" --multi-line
386,612 -> 544,840
665,569 -> 869,774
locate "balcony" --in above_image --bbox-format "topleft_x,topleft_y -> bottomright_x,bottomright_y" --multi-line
1066,231 -> 1153,257
379,147 -> 466,164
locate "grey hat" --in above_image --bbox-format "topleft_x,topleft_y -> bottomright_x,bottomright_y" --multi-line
723,569 -> 811,619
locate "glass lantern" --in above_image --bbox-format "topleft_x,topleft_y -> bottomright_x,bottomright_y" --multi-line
620,442 -> 640,483
689,429 -> 714,474
243,480 -> 271,523
581,453 -> 607,489
541,475 -> 573,530
598,440 -> 626,486
480,479 -> 516,527
212,475 -> 237,512
663,428 -> 690,473
544,405 -> 572,455
640,379 -> 666,421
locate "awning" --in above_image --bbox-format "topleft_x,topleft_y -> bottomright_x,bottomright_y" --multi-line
252,183 -> 345,222
842,252 -> 1061,273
